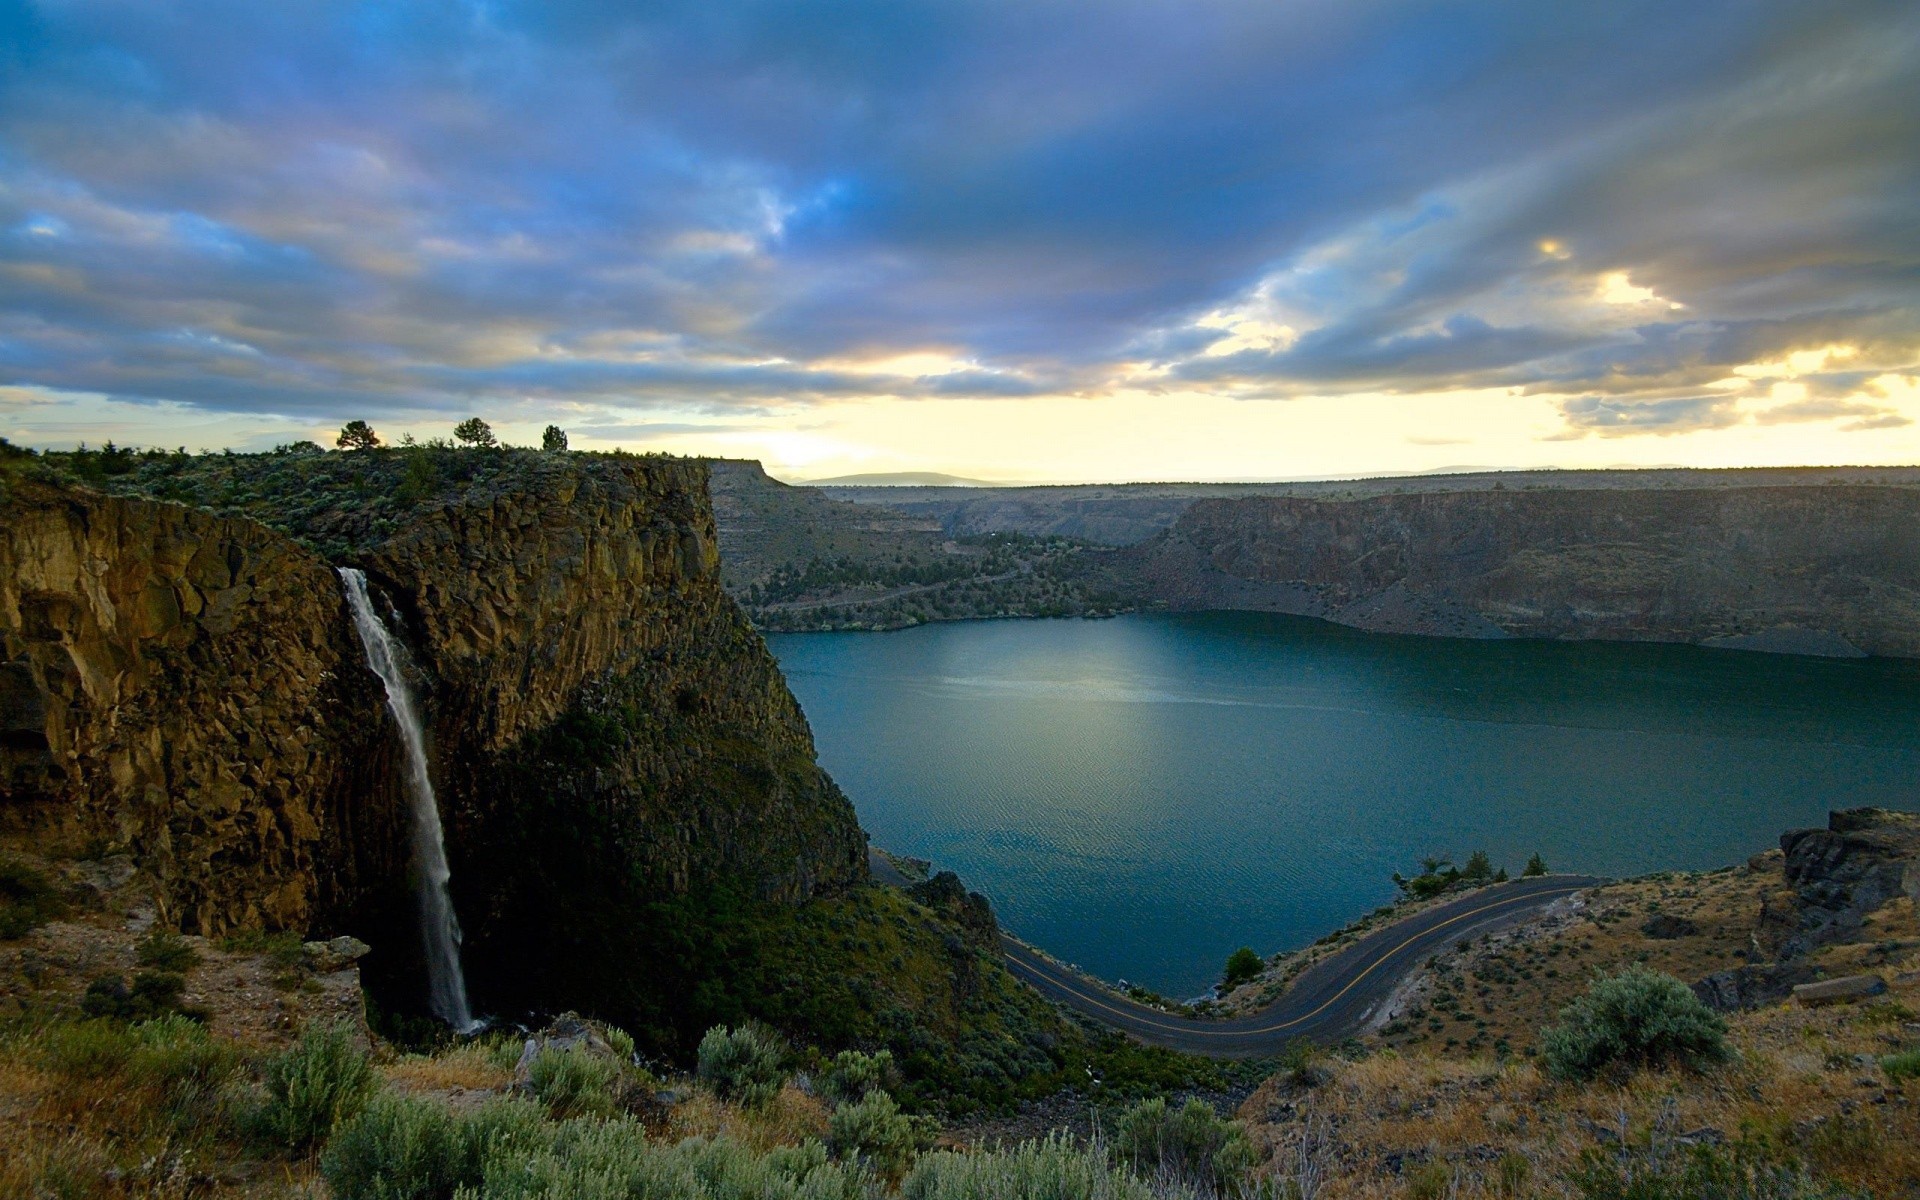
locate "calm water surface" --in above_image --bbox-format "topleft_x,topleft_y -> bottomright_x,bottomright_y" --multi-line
769,613 -> 1920,997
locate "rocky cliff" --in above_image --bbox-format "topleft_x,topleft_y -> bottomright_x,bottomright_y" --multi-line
1128,485 -> 1920,657
0,452 -> 867,1026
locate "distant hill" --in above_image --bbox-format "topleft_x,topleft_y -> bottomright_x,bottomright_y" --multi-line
795,470 -> 1006,487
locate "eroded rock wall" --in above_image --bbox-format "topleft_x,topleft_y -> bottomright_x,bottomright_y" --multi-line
0,478 -> 396,934
1134,486 -> 1920,656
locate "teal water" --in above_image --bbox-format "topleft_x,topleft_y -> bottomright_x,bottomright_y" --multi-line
768,613 -> 1920,998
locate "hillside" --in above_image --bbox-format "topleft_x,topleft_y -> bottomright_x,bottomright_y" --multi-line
1127,485 -> 1920,657
0,445 -> 1118,1107
820,466 -> 1920,547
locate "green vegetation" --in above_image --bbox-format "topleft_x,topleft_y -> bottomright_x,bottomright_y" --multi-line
454,416 -> 498,448
135,930 -> 200,973
80,971 -> 190,1021
826,1090 -> 936,1179
822,1047 -> 899,1105
1111,1096 -> 1256,1195
320,1092 -> 548,1200
696,1023 -> 789,1108
0,855 -> 65,939
1540,966 -> 1731,1080
255,1020 -> 380,1151
1880,1047 -> 1920,1081
20,438 -> 675,562
337,420 -> 382,450
1221,946 -> 1265,989
1525,852 -> 1549,877
1394,850 -> 1510,899
903,1134 -> 1178,1200
529,1044 -> 628,1119
542,424 -> 569,452
1567,1137 -> 1851,1200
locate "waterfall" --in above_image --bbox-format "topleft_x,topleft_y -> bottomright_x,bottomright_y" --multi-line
338,568 -> 478,1033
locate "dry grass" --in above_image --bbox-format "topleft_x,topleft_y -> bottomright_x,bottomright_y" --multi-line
383,1039 -> 517,1093
667,1080 -> 831,1151
1242,962 -> 1920,1197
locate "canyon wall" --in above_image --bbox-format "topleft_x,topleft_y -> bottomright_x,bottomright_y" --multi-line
1130,486 -> 1920,657
0,454 -> 867,1022
0,477 -> 393,935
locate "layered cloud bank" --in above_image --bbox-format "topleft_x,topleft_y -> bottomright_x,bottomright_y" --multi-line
1,1 -> 1916,479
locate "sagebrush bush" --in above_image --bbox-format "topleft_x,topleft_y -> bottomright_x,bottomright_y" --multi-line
696,1022 -> 788,1108
476,1121 -> 871,1200
136,930 -> 201,972
826,1089 -> 935,1179
0,855 -> 64,939
258,1020 -> 379,1150
905,1133 -> 1183,1200
529,1044 -> 621,1119
1540,966 -> 1731,1080
822,1048 -> 898,1106
1111,1096 -> 1257,1194
322,1092 -> 546,1200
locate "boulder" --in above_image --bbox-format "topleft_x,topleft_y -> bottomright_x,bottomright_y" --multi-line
1792,975 -> 1887,1006
1776,809 -> 1920,957
1692,962 -> 1817,1012
302,935 -> 372,973
1641,914 -> 1699,940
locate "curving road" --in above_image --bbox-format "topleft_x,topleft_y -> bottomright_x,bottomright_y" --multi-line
997,875 -> 1605,1057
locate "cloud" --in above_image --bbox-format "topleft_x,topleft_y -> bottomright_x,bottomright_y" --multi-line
0,0 -> 1914,447
1551,394 -> 1744,438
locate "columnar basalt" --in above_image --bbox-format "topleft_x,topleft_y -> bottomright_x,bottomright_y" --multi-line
0,454 -> 866,1026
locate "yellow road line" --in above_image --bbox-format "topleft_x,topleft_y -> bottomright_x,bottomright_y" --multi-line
1004,883 -> 1586,1040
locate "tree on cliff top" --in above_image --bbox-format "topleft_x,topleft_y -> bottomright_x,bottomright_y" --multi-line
454,417 -> 498,449
541,425 -> 569,452
336,421 -> 380,451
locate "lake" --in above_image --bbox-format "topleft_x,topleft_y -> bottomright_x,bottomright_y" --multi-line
768,613 -> 1920,998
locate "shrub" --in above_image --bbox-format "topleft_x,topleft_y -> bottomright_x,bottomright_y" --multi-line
1222,947 -> 1264,989
1406,1161 -> 1452,1200
0,856 -> 65,939
1540,967 -> 1731,1080
128,1014 -> 241,1127
137,930 -> 200,972
822,1048 -> 898,1105
475,1121 -> 871,1200
696,1022 -> 788,1108
529,1044 -> 621,1119
1523,853 -> 1548,877
258,1020 -> 379,1150
905,1134 -> 1174,1200
1111,1096 -> 1257,1194
81,969 -> 187,1020
1462,850 -> 1495,881
322,1092 -> 545,1200
1880,1048 -> 1920,1081
826,1090 -> 935,1179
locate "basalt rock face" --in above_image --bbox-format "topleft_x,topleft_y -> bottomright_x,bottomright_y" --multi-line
350,456 -> 867,1017
1,456 -> 867,1025
0,477 -> 399,936
1132,486 -> 1920,656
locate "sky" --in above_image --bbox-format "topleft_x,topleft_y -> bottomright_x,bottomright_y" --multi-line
1,1 -> 1917,484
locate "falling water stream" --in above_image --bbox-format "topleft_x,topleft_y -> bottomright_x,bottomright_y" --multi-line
338,568 -> 478,1032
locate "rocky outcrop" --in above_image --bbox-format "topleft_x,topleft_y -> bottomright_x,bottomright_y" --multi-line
1693,809 -> 1920,1011
1129,486 -> 1920,656
0,477 -> 392,935
1775,808 -> 1920,958
1,454 -> 867,1026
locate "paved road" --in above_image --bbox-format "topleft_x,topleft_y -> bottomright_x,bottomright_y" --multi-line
998,875 -> 1605,1057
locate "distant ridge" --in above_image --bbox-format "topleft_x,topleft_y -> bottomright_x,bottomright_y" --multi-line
795,470 -> 1006,487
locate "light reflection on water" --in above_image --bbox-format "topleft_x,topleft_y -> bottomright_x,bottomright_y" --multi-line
770,612 -> 1920,996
